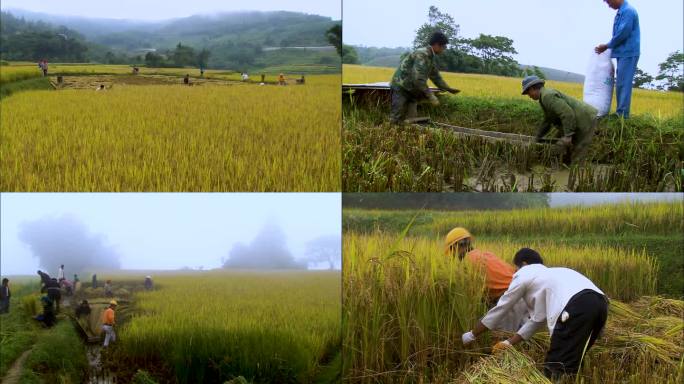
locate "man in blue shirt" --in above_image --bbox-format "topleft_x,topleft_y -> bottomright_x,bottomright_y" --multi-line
595,0 -> 640,118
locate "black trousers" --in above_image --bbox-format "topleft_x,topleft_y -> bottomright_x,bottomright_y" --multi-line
47,288 -> 61,312
544,289 -> 608,379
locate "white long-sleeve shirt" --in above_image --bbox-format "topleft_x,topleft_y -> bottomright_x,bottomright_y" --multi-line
481,264 -> 604,340
57,267 -> 64,280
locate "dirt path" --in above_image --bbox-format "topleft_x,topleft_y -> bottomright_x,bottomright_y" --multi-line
2,346 -> 34,384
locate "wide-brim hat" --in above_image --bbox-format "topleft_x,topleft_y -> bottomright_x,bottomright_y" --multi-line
522,75 -> 545,95
444,227 -> 472,254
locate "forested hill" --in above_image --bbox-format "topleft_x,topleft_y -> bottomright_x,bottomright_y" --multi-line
0,11 -> 92,62
1,9 -> 341,71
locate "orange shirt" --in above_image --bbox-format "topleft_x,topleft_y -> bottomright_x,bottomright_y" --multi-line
466,249 -> 515,298
102,308 -> 115,325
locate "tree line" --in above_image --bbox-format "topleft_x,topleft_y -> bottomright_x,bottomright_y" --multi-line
343,6 -> 683,91
342,193 -> 550,211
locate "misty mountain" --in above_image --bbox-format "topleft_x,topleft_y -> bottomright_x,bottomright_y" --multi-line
519,65 -> 585,83
3,9 -> 341,70
6,9 -> 337,48
3,8 -> 160,37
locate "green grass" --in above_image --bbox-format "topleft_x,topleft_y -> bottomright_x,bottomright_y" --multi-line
343,201 -> 683,236
0,280 -> 88,383
0,282 -> 40,377
535,235 -> 683,297
18,321 -> 88,384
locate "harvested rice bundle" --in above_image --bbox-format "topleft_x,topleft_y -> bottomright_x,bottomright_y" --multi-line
460,348 -> 551,384
633,296 -> 684,318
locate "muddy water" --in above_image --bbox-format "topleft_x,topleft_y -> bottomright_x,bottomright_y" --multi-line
463,164 -> 615,192
87,344 -> 116,384
71,298 -> 122,383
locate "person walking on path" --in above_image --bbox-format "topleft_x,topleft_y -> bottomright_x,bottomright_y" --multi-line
102,300 -> 118,347
595,0 -> 640,118
389,31 -> 460,124
461,248 -> 609,380
522,76 -> 598,164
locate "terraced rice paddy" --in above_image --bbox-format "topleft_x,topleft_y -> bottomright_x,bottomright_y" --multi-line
1,64 -> 340,191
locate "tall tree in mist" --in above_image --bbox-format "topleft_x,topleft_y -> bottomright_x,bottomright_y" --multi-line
305,235 -> 341,270
326,24 -> 342,56
18,215 -> 121,276
223,222 -> 305,270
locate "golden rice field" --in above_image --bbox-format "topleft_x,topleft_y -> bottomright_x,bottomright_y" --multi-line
0,65 -> 43,84
1,75 -> 340,191
116,271 -> 340,383
342,222 -> 683,383
343,64 -> 683,118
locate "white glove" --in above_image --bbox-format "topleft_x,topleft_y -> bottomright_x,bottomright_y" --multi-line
461,331 -> 477,345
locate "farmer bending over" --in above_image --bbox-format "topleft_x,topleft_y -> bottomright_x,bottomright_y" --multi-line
461,248 -> 608,380
75,299 -> 91,318
445,227 -> 528,331
522,76 -> 598,164
34,296 -> 56,327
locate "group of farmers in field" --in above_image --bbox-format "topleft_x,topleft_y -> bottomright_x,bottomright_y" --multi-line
390,0 -> 640,165
445,227 -> 609,380
0,265 -> 154,348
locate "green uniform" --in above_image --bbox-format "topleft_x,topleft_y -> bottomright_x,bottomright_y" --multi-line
537,87 -> 598,163
389,47 -> 453,123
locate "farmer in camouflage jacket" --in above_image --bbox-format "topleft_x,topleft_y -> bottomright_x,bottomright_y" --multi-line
522,76 -> 598,164
389,31 -> 459,124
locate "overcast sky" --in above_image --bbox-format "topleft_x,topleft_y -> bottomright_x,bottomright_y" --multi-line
344,0 -> 682,76
0,0 -> 340,20
1,193 -> 341,275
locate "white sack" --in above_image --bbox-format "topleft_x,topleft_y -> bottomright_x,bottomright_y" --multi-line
583,49 -> 614,117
